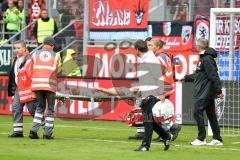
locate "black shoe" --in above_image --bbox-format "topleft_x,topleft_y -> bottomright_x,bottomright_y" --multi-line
163,137 -> 171,151
134,145 -> 149,152
128,133 -> 144,140
43,135 -> 54,140
153,136 -> 163,142
170,123 -> 181,141
8,132 -> 24,138
29,131 -> 39,139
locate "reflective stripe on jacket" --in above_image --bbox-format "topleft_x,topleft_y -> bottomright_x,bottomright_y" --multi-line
37,18 -> 54,43
18,52 -> 36,103
31,45 -> 59,93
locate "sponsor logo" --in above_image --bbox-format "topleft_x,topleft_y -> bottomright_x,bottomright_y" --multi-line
91,0 -> 131,27
22,76 -> 26,81
39,51 -> 51,62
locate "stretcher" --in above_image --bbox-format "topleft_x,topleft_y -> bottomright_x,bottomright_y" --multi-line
55,92 -> 137,102
55,91 -> 137,114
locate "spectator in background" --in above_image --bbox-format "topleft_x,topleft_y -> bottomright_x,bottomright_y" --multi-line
173,2 -> 188,22
194,0 -> 214,16
62,49 -> 81,77
3,0 -> 22,43
181,2 -> 189,21
33,9 -> 58,45
55,1 -> 75,51
73,9 -> 83,39
173,3 -> 181,21
57,1 -> 74,31
1,0 -> 9,13
17,0 -> 24,20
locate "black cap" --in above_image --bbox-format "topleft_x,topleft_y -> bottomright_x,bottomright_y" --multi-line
43,36 -> 55,46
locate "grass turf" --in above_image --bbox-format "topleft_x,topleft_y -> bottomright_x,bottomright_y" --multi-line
0,115 -> 240,160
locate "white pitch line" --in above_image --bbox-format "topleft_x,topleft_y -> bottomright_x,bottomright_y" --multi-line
1,131 -> 240,152
57,125 -> 132,131
0,132 -> 9,135
59,137 -> 240,152
1,122 -> 240,137
0,123 -> 194,135
232,142 -> 240,144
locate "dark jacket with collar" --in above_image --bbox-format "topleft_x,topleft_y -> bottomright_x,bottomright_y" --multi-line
8,51 -> 30,97
184,47 -> 222,100
8,57 -> 17,97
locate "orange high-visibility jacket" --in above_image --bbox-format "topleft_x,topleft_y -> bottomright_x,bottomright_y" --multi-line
18,51 -> 36,103
157,52 -> 175,97
31,45 -> 59,93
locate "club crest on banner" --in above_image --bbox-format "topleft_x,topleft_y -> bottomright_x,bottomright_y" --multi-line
163,22 -> 171,36
215,88 -> 226,121
196,22 -> 209,42
133,0 -> 145,25
181,25 -> 192,45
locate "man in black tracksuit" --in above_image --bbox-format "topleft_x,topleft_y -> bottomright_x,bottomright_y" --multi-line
183,38 -> 224,146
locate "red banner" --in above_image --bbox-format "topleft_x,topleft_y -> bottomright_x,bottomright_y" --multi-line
28,0 -> 45,37
89,0 -> 148,30
85,47 -> 138,78
0,49 -> 198,121
170,50 -> 199,79
86,47 -> 199,79
0,76 -> 137,121
0,76 -> 179,121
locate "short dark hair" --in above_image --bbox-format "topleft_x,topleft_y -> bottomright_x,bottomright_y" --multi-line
134,40 -> 148,53
145,37 -> 152,42
14,40 -> 26,48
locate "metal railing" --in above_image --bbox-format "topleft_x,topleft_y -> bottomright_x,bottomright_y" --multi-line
0,21 -> 36,48
29,19 -> 83,55
0,21 -> 21,41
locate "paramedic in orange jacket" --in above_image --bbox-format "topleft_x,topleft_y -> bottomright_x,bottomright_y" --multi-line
29,36 -> 59,140
149,38 -> 181,142
7,40 -> 38,138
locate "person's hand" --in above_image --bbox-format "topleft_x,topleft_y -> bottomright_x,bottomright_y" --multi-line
130,87 -> 140,94
91,86 -> 101,91
218,93 -> 224,100
15,9 -> 19,15
178,77 -> 185,83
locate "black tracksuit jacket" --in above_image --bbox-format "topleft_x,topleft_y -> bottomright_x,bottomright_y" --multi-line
184,47 -> 222,100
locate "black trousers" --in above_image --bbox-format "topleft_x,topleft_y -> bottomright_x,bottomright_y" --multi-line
140,96 -> 171,148
194,99 -> 222,142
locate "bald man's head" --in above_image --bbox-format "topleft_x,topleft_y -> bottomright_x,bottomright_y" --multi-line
197,38 -> 209,51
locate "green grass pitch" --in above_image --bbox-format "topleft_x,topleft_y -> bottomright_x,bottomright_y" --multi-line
0,115 -> 240,160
